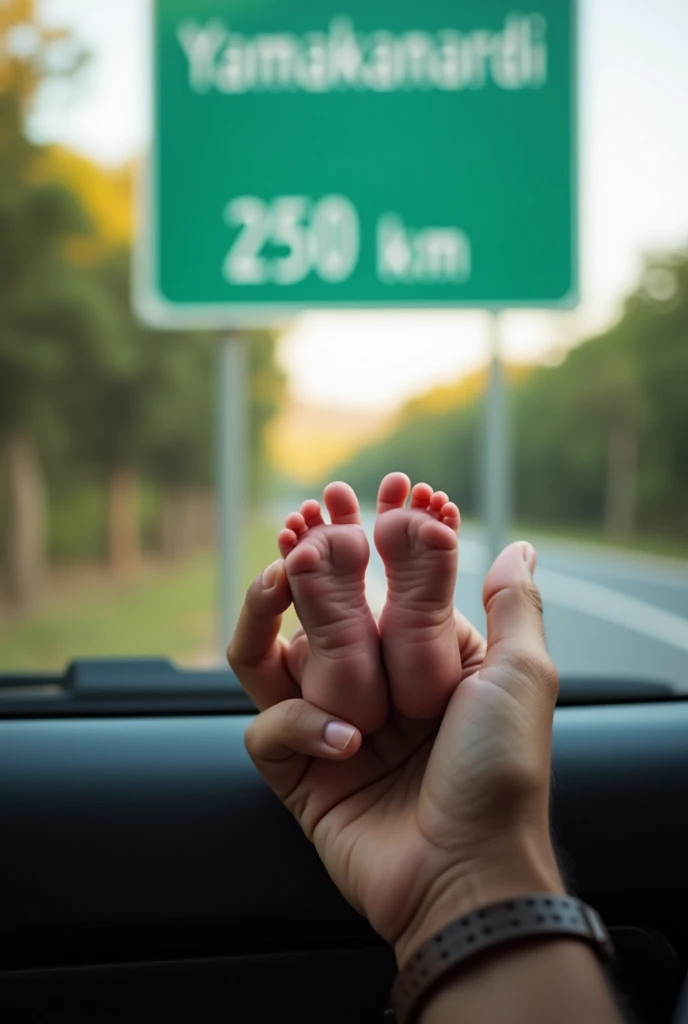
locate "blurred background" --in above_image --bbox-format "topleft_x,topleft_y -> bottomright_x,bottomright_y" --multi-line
0,0 -> 687,684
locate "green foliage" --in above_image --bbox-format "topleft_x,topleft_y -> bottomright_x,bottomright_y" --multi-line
59,250 -> 284,497
47,481 -> 107,562
45,478 -> 162,563
34,251 -> 286,560
1,4 -> 287,573
246,330 -> 287,496
332,401 -> 481,514
0,0 -> 89,107
56,248 -> 212,483
0,8 -> 95,441
338,249 -> 688,541
0,94 -> 98,439
625,255 -> 688,532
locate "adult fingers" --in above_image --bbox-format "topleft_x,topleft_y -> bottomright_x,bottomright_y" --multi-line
244,699 -> 361,802
453,608 -> 487,678
481,541 -> 558,705
286,631 -> 309,682
227,560 -> 301,710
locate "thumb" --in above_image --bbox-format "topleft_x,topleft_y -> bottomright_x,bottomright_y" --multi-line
481,542 -> 558,703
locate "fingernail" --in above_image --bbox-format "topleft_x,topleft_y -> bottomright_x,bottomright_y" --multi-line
324,721 -> 357,751
261,560 -> 281,589
521,543 -> 537,575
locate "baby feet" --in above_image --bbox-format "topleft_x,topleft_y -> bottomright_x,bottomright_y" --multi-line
278,482 -> 388,735
374,472 -> 462,719
278,473 -> 462,732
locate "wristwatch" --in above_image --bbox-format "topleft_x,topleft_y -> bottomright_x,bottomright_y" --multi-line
390,893 -> 615,1024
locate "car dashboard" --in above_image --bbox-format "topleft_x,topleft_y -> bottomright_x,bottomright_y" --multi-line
0,662 -> 686,1023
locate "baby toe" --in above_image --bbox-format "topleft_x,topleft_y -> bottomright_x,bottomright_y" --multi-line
284,511 -> 308,537
410,482 -> 433,509
300,499 -> 324,528
440,502 -> 461,531
278,528 -> 299,558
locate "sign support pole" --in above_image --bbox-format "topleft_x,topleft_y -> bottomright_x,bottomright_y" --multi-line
217,332 -> 246,662
485,312 -> 510,569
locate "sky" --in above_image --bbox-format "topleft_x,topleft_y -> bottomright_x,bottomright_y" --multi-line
32,0 -> 688,412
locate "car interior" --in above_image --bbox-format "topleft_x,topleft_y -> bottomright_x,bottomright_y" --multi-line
1,661 -> 687,1023
2,1 -> 687,1023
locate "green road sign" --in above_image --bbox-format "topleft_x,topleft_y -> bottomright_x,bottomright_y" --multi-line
137,0 -> 577,325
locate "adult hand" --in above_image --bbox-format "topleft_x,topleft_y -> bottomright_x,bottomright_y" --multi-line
228,541 -> 564,967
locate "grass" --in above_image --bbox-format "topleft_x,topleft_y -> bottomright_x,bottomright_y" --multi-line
0,516 -> 299,673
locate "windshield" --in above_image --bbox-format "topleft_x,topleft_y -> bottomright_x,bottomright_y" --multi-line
0,0 -> 687,695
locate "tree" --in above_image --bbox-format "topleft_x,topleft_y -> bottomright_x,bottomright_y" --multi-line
245,330 -> 288,499
138,327 -> 216,558
336,247 -> 688,544
0,0 -> 86,104
140,328 -> 286,557
1,2 -> 289,596
622,252 -> 688,534
62,251 -> 287,573
0,1 -> 91,605
58,248 -> 168,577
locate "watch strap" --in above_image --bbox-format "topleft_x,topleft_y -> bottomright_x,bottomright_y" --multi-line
391,893 -> 614,1024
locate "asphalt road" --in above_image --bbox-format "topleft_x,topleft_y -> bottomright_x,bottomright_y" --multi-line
358,511 -> 688,695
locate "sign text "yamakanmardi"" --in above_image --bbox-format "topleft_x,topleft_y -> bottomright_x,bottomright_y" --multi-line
178,14 -> 549,95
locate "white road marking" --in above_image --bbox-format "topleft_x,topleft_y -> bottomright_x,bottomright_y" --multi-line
536,567 -> 688,654
362,514 -> 688,654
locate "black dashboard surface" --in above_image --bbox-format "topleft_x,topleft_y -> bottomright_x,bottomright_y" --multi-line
1,698 -> 687,1021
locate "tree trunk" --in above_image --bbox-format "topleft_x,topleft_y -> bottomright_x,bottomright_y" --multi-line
195,490 -> 216,547
605,421 -> 637,539
160,487 -> 190,559
188,489 -> 216,549
107,467 -> 141,577
160,488 -> 216,557
3,431 -> 46,608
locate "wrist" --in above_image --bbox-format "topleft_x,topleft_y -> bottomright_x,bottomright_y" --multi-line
417,939 -> 621,1024
394,832 -> 565,968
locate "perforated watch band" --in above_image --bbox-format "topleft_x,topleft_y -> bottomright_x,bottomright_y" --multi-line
391,893 -> 614,1024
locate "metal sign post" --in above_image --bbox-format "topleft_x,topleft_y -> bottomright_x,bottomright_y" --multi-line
217,334 -> 246,655
485,314 -> 510,568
